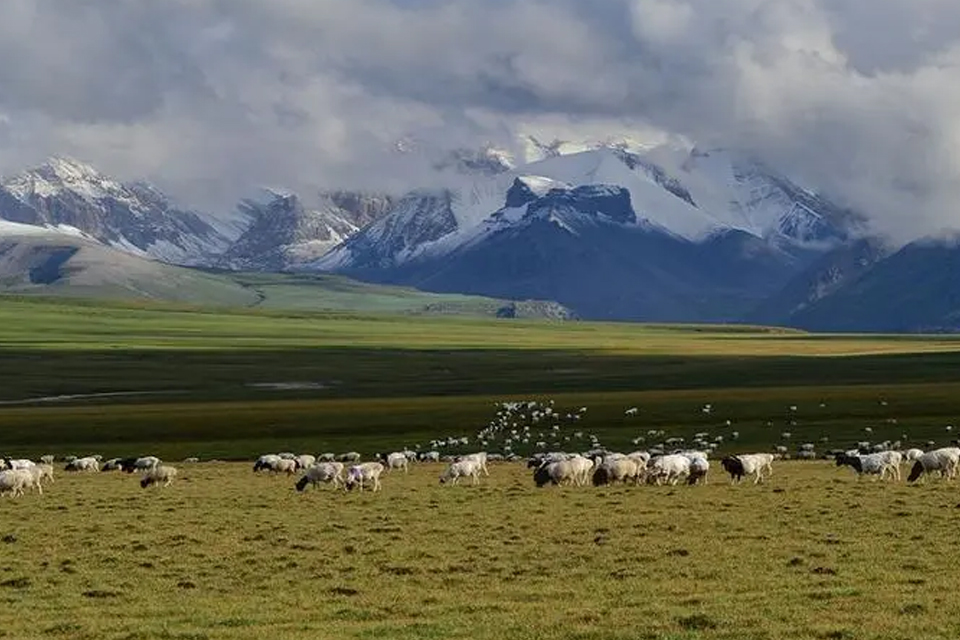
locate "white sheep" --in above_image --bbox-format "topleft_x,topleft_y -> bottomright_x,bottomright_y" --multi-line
294,454 -> 317,470
0,469 -> 29,497
908,448 -> 960,482
384,452 -> 409,473
440,459 -> 483,485
534,459 -> 578,487
593,458 -> 642,486
140,465 -> 177,488
904,448 -> 924,462
647,454 -> 691,486
253,454 -> 282,472
295,462 -> 345,491
65,457 -> 99,472
458,452 -> 489,476
345,462 -> 384,492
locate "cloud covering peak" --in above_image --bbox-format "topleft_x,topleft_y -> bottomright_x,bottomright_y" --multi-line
1,0 -> 959,243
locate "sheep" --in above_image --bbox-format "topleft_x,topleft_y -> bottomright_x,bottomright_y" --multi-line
904,448 -> 924,462
687,457 -> 710,485
123,456 -> 161,473
383,452 -> 409,473
440,459 -> 483,485
39,455 -> 55,465
647,455 -> 691,486
736,453 -> 775,484
835,452 -> 896,480
273,459 -> 298,475
534,459 -> 578,487
65,457 -> 99,472
418,451 -> 440,463
563,455 -> 594,486
101,458 -> 124,471
877,450 -> 903,481
253,454 -> 282,473
908,448 -> 960,482
345,462 -> 384,492
3,458 -> 35,471
0,469 -> 29,497
338,452 -> 362,463
593,458 -> 641,486
183,457 -> 200,464
458,452 -> 489,476
22,464 -> 55,494
294,454 -> 317,470
720,456 -> 746,483
295,462 -> 345,491
140,465 -> 177,488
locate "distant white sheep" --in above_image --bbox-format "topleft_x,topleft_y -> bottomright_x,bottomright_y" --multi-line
140,465 -> 177,488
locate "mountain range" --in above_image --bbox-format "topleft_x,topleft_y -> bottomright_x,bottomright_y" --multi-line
0,143 -> 956,332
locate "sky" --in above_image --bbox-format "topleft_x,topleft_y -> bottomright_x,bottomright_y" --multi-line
1,0 -> 959,242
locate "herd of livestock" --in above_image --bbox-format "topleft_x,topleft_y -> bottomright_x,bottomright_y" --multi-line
2,443 -> 960,498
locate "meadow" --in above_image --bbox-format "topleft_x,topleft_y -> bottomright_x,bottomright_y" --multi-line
5,296 -> 960,639
4,296 -> 960,458
2,461 -> 959,640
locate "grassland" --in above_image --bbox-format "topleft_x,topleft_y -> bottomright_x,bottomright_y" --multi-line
4,296 -> 960,458
2,461 -> 959,640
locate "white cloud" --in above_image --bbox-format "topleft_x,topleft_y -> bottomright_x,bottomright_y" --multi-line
0,0 -> 959,243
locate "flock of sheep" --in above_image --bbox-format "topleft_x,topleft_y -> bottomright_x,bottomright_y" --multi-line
3,439 -> 959,499
0,455 -> 177,497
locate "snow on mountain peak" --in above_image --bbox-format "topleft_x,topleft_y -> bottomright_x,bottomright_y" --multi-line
3,156 -> 123,201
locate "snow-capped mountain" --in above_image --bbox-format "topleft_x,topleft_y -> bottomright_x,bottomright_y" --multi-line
315,143 -> 853,278
217,191 -> 363,271
0,157 -> 230,265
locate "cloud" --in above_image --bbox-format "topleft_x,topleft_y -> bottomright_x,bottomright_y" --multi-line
0,0 -> 959,242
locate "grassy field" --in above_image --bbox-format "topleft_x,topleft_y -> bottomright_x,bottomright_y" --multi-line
2,461 -> 959,640
4,296 -> 960,458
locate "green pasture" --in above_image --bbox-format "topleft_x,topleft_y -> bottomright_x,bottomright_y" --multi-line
2,296 -> 960,458
1,461 -> 959,640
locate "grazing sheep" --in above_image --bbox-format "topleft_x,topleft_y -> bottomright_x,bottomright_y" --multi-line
734,453 -> 775,484
835,452 -> 897,480
878,450 -> 903,481
273,459 -> 298,475
904,448 -> 924,462
440,459 -> 483,485
345,462 -> 384,492
294,454 -> 317,470
0,469 -> 29,497
295,462 -> 345,491
141,465 -> 177,488
687,457 -> 709,485
338,452 -> 362,463
908,448 -> 960,482
721,456 -> 746,483
253,454 -> 282,472
65,457 -> 99,472
2,458 -> 35,471
123,456 -> 161,473
101,458 -> 124,471
565,455 -> 594,486
593,458 -> 641,486
418,451 -> 440,463
458,452 -> 489,476
647,454 -> 691,486
183,457 -> 200,464
383,452 -> 409,473
318,453 -> 336,462
534,460 -> 578,487
39,455 -> 55,465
